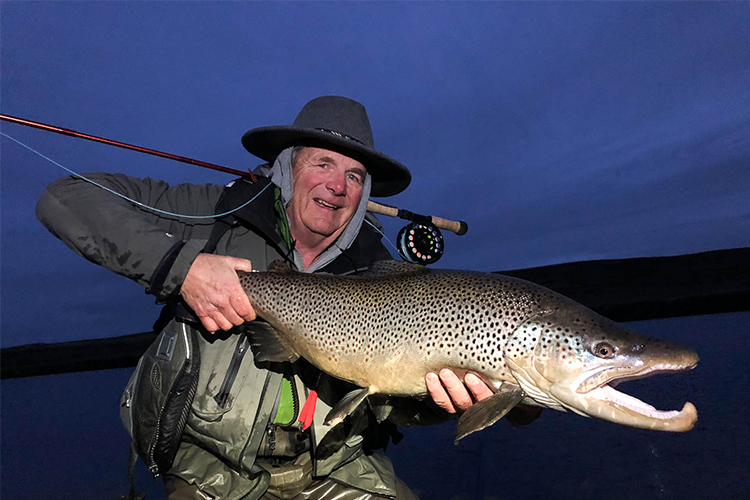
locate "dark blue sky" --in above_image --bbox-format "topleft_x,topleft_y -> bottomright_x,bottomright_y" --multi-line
2,2 -> 749,347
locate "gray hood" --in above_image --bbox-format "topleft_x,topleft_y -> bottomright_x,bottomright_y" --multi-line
262,147 -> 373,273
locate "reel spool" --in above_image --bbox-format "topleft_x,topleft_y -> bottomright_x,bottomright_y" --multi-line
397,222 -> 444,265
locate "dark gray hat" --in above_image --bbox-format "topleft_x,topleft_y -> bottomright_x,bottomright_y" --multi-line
242,96 -> 411,197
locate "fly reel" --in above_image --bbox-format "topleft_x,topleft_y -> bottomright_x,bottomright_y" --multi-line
397,221 -> 444,265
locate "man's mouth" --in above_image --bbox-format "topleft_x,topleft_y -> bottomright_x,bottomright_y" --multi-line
314,198 -> 340,210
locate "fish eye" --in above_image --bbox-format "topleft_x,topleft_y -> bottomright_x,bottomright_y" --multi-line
593,342 -> 615,358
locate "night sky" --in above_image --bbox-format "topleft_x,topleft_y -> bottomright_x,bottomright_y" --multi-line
1,3 -> 749,499
2,2 -> 749,347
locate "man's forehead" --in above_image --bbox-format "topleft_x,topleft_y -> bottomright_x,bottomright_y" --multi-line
298,147 -> 366,172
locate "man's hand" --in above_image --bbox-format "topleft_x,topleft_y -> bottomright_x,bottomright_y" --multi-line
180,254 -> 256,332
426,369 -> 494,413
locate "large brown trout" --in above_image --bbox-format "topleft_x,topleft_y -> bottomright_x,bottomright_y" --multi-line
238,261 -> 698,441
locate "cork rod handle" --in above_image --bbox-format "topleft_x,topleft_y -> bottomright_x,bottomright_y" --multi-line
366,201 -> 468,236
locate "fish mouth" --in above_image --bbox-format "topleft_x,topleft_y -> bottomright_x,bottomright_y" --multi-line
568,360 -> 699,432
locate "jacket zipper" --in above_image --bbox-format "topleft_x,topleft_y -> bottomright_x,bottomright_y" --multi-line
147,330 -> 195,477
288,366 -> 301,426
214,333 -> 249,408
264,365 -> 301,454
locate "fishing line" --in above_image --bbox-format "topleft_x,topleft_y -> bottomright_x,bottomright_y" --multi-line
364,218 -> 400,255
1,131 -> 271,219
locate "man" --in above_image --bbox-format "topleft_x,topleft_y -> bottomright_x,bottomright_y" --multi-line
37,96 -> 492,499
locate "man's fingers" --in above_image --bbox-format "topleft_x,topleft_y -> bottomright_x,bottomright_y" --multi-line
427,369 -> 497,414
229,257 -> 254,273
210,311 -> 235,332
218,304 -> 245,327
181,254 -> 258,332
439,368 -> 474,411
426,372 -> 456,414
229,290 -> 256,322
465,373 -> 494,402
200,316 -> 220,334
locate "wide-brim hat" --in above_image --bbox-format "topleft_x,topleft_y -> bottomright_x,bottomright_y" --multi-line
242,96 -> 411,197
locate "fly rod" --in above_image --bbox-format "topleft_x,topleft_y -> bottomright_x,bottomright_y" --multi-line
0,113 -> 257,181
1,113 -> 468,246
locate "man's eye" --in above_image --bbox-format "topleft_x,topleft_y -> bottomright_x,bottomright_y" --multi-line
348,173 -> 363,184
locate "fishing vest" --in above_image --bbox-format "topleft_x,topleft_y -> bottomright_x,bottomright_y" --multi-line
120,176 -> 399,500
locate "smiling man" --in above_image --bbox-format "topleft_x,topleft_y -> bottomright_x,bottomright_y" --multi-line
37,96 -> 492,500
286,147 -> 367,267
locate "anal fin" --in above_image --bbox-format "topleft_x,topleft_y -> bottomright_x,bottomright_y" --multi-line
455,384 -> 524,443
246,321 -> 300,363
325,388 -> 371,427
368,396 -> 394,423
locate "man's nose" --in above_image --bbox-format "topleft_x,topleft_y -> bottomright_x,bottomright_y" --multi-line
326,173 -> 346,196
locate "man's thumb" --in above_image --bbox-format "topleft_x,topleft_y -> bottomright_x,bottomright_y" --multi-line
230,257 -> 254,273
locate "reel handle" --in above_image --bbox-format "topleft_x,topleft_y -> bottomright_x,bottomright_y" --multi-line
367,201 -> 468,236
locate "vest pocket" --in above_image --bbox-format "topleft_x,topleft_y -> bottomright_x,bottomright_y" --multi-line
214,332 -> 250,408
191,331 -> 252,421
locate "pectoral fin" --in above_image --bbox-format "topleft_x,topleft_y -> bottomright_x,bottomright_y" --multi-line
325,388 -> 372,427
247,321 -> 300,363
455,385 -> 524,443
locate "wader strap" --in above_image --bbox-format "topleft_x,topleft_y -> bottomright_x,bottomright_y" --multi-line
115,442 -> 146,500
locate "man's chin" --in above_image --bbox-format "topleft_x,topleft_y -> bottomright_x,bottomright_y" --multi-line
304,217 -> 354,238
304,222 -> 340,239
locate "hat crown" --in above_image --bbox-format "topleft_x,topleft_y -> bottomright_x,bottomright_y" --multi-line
292,96 -> 375,148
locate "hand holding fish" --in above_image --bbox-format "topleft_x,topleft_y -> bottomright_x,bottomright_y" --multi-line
426,369 -> 495,413
181,254 -> 257,332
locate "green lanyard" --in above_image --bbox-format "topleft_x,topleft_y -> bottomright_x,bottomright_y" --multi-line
271,187 -> 298,425
273,187 -> 293,252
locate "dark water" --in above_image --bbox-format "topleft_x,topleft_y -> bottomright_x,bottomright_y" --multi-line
1,312 -> 747,500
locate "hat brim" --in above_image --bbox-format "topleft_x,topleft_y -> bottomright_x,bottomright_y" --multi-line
242,126 -> 411,197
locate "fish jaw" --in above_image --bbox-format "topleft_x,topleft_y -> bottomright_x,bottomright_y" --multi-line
542,355 -> 699,431
505,307 -> 699,432
553,385 -> 698,431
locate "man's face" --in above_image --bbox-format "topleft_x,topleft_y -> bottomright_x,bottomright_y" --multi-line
287,147 -> 367,243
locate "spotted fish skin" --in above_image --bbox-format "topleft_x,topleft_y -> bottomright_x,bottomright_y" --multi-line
239,265 -> 543,395
238,261 -> 699,434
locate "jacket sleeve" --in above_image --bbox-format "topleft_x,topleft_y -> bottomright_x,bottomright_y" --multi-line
36,173 -> 226,301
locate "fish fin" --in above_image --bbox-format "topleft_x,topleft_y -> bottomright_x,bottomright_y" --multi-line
454,385 -> 524,444
267,260 -> 295,273
360,260 -> 428,277
247,321 -> 300,363
368,396 -> 394,423
325,388 -> 371,427
505,403 -> 544,427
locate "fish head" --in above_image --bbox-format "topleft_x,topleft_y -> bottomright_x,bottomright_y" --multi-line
504,304 -> 699,432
